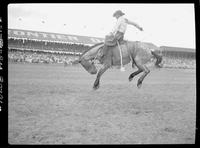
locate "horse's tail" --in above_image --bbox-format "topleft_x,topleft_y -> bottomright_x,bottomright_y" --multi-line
151,51 -> 163,68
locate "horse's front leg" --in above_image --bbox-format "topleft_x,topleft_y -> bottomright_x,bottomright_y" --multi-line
93,65 -> 109,90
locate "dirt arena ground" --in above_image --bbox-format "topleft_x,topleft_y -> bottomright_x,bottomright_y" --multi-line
8,63 -> 196,144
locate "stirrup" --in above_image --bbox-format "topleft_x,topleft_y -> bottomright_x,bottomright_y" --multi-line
120,66 -> 125,72
117,41 -> 125,72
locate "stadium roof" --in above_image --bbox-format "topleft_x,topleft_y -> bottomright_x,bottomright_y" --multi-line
160,46 -> 195,53
8,28 -> 104,45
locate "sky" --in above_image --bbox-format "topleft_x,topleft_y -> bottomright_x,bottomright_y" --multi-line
8,3 -> 195,49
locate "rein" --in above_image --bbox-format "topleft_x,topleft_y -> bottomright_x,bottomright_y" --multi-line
91,48 -> 102,64
80,42 -> 103,62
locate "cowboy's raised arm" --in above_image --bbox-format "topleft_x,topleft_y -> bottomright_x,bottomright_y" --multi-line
125,19 -> 143,31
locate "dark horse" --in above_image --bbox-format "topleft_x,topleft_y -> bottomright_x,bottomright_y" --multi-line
77,41 -> 162,90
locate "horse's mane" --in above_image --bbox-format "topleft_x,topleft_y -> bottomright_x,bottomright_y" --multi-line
79,42 -> 104,58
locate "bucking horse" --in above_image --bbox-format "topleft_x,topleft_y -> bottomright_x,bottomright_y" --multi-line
75,40 -> 163,90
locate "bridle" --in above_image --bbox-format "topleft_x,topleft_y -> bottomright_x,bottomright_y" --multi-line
91,46 -> 102,64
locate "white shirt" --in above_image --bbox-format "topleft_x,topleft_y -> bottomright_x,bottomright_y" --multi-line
112,16 -> 127,35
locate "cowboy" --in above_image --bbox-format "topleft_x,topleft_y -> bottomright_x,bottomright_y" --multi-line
101,10 -> 143,57
101,10 -> 162,67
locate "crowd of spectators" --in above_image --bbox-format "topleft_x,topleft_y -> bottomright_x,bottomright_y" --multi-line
8,49 -> 196,69
162,56 -> 196,69
8,49 -> 79,65
8,38 -> 196,69
8,38 -> 90,54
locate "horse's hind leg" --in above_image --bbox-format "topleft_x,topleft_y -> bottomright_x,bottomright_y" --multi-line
128,69 -> 142,82
128,55 -> 143,81
133,57 -> 150,88
136,64 -> 150,88
129,58 -> 150,88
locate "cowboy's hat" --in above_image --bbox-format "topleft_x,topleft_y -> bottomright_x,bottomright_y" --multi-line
113,10 -> 125,17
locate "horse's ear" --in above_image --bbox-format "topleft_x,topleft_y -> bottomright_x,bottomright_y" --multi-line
72,59 -> 81,64
78,58 -> 82,63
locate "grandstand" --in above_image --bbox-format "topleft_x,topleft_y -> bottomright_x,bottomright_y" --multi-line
160,46 -> 195,69
8,29 -> 104,64
160,46 -> 195,59
8,29 -> 195,68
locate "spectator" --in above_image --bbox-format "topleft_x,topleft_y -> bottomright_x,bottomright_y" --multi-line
8,38 -> 195,69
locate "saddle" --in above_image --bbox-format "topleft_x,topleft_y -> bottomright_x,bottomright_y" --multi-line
99,35 -> 128,70
104,34 -> 126,47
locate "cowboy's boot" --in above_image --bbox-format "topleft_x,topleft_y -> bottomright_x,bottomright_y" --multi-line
151,51 -> 163,68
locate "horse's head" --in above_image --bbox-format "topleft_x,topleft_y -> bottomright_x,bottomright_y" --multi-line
79,58 -> 97,74
77,43 -> 104,75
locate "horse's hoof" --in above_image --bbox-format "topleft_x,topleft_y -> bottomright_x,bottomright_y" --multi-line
129,77 -> 133,82
129,75 -> 134,82
93,84 -> 99,90
137,82 -> 142,89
